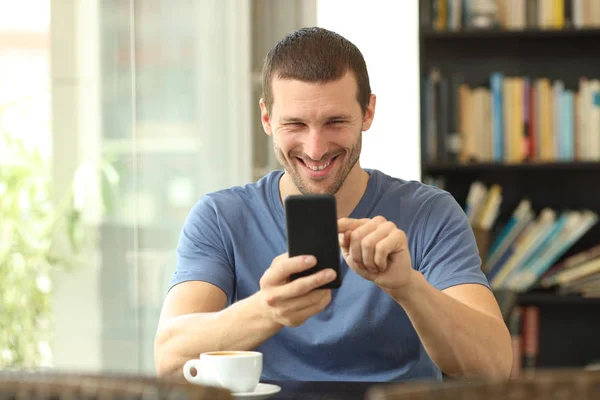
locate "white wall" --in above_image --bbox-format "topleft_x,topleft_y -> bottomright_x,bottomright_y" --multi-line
316,1 -> 421,181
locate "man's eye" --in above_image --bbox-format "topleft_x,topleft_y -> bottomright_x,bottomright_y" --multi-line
328,120 -> 345,125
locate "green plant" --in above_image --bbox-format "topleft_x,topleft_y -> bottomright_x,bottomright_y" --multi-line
0,125 -> 118,368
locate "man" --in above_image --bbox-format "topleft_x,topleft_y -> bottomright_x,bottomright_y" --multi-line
154,27 -> 512,383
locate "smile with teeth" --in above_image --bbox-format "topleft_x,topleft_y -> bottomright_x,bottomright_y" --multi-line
299,155 -> 338,171
306,160 -> 331,171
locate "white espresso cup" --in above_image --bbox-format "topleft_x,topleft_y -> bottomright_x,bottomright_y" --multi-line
183,350 -> 262,393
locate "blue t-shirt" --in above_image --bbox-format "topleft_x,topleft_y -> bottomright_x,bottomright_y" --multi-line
171,169 -> 490,382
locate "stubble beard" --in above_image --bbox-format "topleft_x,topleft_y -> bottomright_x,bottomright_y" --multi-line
274,133 -> 362,196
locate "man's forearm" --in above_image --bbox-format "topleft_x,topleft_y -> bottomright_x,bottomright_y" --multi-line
154,294 -> 281,379
388,272 -> 512,380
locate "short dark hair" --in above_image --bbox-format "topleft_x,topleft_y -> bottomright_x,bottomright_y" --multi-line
261,27 -> 371,116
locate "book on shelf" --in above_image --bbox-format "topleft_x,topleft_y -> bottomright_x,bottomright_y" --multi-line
422,68 -> 600,164
508,305 -> 522,377
507,304 -> 540,376
539,241 -> 600,297
463,181 -> 599,292
466,181 -> 502,230
421,0 -> 600,32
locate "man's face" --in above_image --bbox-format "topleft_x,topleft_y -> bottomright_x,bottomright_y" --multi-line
260,71 -> 375,195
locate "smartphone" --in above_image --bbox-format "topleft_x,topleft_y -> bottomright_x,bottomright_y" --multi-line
284,194 -> 342,289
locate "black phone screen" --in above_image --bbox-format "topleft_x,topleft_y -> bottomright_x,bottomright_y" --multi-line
284,194 -> 342,289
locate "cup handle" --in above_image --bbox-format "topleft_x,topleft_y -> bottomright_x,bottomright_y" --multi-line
183,359 -> 205,385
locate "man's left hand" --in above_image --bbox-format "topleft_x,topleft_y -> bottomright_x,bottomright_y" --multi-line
338,216 -> 416,293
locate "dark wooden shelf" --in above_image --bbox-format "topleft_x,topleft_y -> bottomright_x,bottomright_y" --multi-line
420,27 -> 600,74
423,161 -> 600,174
517,291 -> 600,307
421,28 -> 600,40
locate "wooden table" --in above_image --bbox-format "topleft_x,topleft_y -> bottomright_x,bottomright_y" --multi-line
265,380 -> 393,400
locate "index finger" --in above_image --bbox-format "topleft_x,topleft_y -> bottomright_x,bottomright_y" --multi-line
272,252 -> 289,263
337,217 -> 369,232
266,255 -> 318,285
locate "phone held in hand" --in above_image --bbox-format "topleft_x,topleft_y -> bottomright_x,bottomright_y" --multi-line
284,194 -> 342,289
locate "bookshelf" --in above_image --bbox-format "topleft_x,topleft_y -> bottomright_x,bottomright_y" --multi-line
419,0 -> 600,371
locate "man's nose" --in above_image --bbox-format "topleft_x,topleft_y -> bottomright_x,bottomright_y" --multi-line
303,128 -> 328,161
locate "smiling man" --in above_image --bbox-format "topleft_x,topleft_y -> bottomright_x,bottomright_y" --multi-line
154,27 -> 512,383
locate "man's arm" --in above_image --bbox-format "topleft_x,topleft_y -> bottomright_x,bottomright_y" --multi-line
338,191 -> 513,381
154,254 -> 337,379
154,281 -> 279,379
387,274 -> 512,380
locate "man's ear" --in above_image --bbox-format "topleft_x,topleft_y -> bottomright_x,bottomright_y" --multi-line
361,94 -> 377,131
259,98 -> 273,136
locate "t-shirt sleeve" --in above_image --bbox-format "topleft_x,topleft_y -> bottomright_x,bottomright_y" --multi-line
417,192 -> 491,292
169,196 -> 235,300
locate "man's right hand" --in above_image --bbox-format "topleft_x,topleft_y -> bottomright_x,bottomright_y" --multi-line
154,253 -> 337,378
258,253 -> 337,327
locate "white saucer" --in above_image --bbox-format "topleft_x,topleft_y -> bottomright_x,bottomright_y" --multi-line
232,383 -> 281,399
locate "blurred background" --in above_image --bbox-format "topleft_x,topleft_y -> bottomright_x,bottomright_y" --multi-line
7,0 -> 600,379
0,0 -> 419,375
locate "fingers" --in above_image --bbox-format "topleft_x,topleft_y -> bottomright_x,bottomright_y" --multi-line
342,216 -> 406,275
338,218 -> 370,258
276,290 -> 332,327
260,254 -> 317,288
348,216 -> 386,273
374,229 -> 406,268
362,221 -> 397,272
337,217 -> 370,233
278,288 -> 331,314
271,252 -> 288,263
260,252 -> 336,328
338,233 -> 349,250
264,268 -> 337,305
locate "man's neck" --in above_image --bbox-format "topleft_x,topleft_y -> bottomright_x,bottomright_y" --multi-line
279,164 -> 370,218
